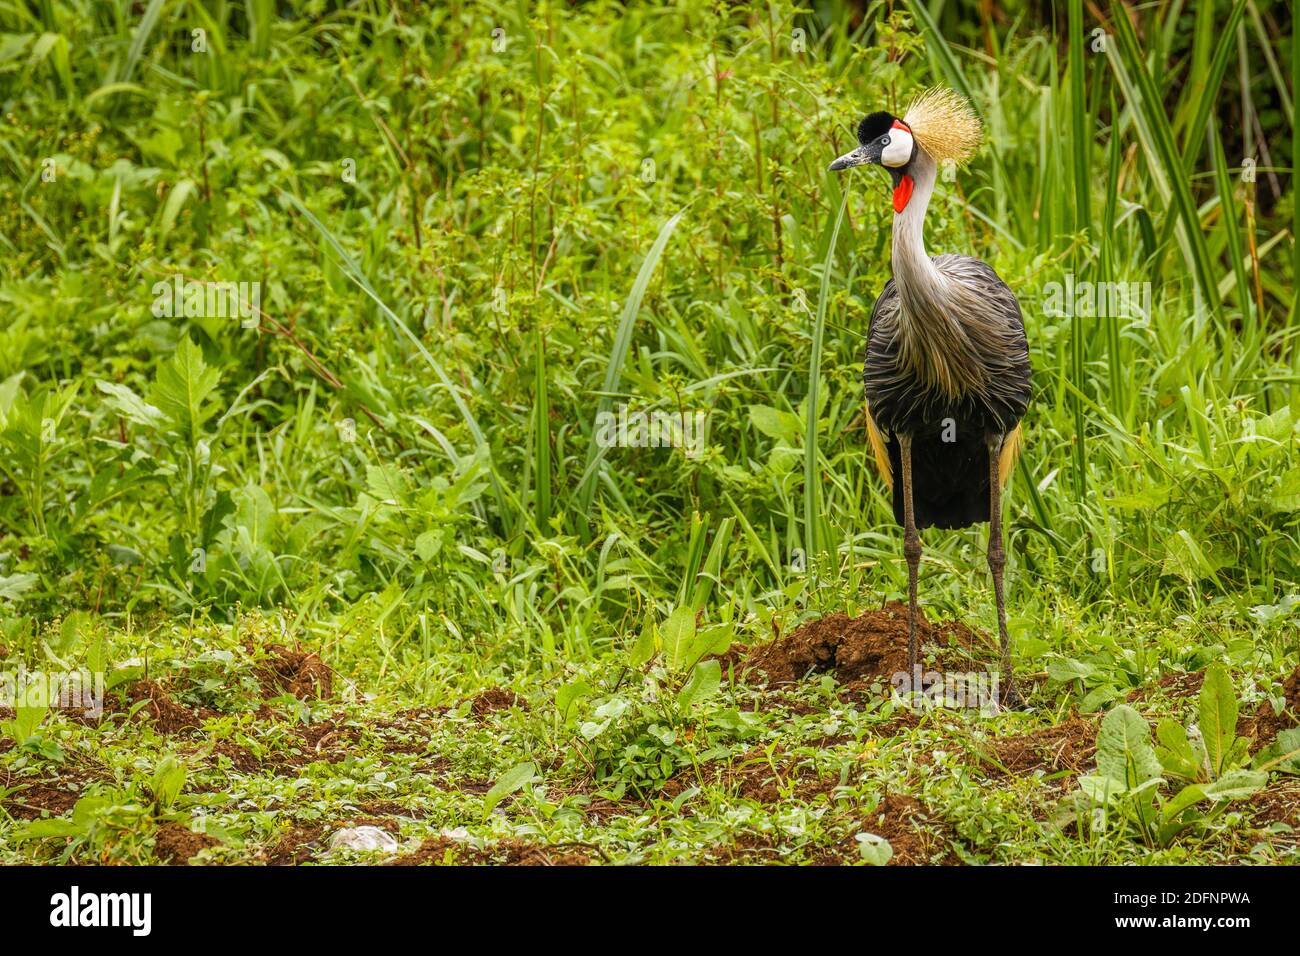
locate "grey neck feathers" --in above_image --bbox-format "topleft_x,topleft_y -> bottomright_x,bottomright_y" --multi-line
889,149 -> 986,397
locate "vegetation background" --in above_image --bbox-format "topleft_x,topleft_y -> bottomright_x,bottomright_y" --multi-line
0,0 -> 1298,865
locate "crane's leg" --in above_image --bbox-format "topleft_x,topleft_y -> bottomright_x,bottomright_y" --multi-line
899,433 -> 922,676
987,433 -> 1019,707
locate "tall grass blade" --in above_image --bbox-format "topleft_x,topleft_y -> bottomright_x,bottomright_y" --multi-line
576,207 -> 688,517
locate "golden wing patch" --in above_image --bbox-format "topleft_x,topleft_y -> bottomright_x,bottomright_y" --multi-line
864,403 -> 892,489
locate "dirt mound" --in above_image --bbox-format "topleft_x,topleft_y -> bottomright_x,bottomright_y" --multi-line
267,823 -> 325,865
153,823 -> 219,864
119,679 -> 211,733
389,837 -> 589,866
256,644 -> 332,700
743,602 -> 981,687
985,718 -> 1096,777
863,794 -> 959,865
1246,665 -> 1300,748
469,688 -> 527,716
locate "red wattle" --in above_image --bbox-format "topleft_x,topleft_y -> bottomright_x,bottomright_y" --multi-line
893,174 -> 914,214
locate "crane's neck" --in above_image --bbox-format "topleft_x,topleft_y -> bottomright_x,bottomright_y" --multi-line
888,150 -> 983,397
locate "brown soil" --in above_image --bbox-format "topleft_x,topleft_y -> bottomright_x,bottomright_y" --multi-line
153,823 -> 219,864
693,751 -> 840,804
863,793 -> 959,865
1247,780 -> 1300,827
983,718 -> 1096,777
389,836 -> 589,866
710,793 -> 958,865
0,782 -> 82,820
743,602 -> 983,688
469,688 -> 527,716
117,679 -> 212,734
256,644 -> 332,700
267,824 -> 326,866
1245,665 -> 1300,749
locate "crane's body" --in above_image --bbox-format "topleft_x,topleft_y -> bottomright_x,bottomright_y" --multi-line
830,90 -> 1031,705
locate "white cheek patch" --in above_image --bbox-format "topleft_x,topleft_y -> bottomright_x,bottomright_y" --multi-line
881,129 -> 914,168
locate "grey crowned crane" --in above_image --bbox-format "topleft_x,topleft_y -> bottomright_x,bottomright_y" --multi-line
829,89 -> 1031,706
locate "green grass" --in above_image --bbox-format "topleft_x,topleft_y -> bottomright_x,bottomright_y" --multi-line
0,0 -> 1298,865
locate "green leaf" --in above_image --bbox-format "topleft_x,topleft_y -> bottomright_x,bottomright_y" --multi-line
1097,705 -> 1162,788
150,755 -> 187,810
628,615 -> 657,667
1201,769 -> 1266,802
1271,467 -> 1300,512
677,660 -> 721,712
158,178 -> 197,239
414,530 -> 443,562
1253,728 -> 1300,774
1198,663 -> 1238,777
96,381 -> 165,428
233,484 -> 276,548
0,572 -> 39,602
1159,783 -> 1208,822
2,702 -> 47,743
855,832 -> 893,866
1161,531 -> 1225,582
661,606 -> 696,673
748,404 -> 800,444
149,336 -> 220,445
1155,718 -> 1205,782
365,464 -> 410,507
555,681 -> 591,724
483,761 -> 536,816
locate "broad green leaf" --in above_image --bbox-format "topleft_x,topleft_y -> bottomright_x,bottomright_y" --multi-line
150,756 -> 187,809
414,530 -> 443,561
233,484 -> 276,548
1097,705 -> 1162,788
1155,718 -> 1204,782
748,405 -> 801,445
158,178 -> 197,239
1254,728 -> 1300,774
483,761 -> 536,815
555,681 -> 592,724
366,464 -> 410,506
1271,467 -> 1300,512
855,832 -> 893,866
2,702 -> 46,743
677,659 -> 721,712
1201,769 -> 1266,802
661,606 -> 696,673
0,572 -> 39,602
1159,783 -> 1207,822
1198,663 -> 1238,777
149,337 -> 220,445
96,381 -> 165,428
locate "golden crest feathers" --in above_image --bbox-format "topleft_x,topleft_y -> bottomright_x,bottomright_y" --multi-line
902,87 -> 982,165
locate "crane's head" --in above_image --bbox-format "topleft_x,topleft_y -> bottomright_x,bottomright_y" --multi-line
828,89 -> 982,214
828,111 -> 918,212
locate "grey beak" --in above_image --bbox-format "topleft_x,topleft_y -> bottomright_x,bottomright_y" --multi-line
829,146 -> 870,171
